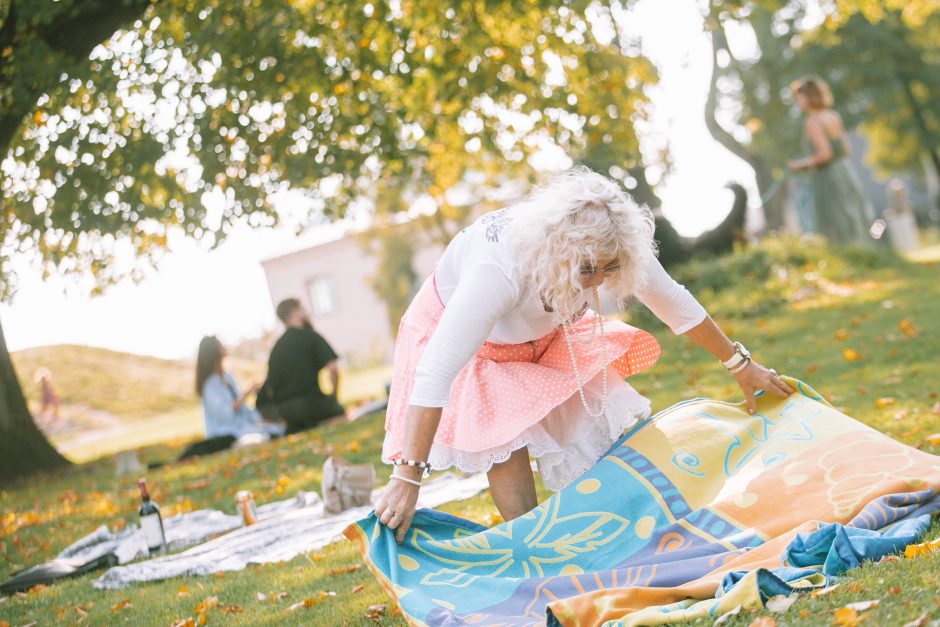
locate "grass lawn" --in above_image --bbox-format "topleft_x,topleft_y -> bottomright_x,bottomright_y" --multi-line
2,237 -> 939,626
11,341 -> 393,463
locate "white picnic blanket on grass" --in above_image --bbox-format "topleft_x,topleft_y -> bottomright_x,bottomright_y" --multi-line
59,491 -> 322,566
89,471 -> 489,589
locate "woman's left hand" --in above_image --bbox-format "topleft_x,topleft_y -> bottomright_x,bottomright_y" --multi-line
733,361 -> 794,415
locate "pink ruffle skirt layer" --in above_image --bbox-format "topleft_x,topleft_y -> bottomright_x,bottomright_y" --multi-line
382,276 -> 662,491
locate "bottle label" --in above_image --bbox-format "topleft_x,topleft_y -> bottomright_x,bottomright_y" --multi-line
140,513 -> 165,550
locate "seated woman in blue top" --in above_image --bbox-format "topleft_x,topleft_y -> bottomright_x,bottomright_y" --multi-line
196,336 -> 285,441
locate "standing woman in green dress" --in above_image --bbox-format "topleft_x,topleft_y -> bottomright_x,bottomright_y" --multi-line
788,76 -> 872,244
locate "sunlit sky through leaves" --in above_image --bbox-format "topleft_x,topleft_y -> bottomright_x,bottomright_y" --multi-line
4,1 -> 769,360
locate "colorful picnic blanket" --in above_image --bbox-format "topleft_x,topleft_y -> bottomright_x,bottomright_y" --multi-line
345,378 -> 940,626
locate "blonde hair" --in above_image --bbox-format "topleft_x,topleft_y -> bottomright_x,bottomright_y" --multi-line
791,76 -> 834,109
510,166 -> 657,320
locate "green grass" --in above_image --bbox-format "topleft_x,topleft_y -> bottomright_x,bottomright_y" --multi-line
52,365 -> 393,464
11,345 -> 266,420
11,343 -> 392,463
2,236 -> 940,626
55,408 -> 205,464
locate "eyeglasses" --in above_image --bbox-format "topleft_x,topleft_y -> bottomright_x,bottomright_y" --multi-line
579,263 -> 621,276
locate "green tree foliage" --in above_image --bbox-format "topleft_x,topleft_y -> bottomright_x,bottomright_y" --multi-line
0,0 -> 661,476
703,1 -> 806,230
704,0 -> 940,229
366,225 -> 419,338
801,10 -> 940,181
2,0 -> 658,299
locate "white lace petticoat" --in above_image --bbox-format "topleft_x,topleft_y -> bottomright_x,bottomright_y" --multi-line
418,368 -> 651,492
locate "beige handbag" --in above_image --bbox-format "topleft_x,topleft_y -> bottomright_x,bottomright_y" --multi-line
321,456 -> 375,515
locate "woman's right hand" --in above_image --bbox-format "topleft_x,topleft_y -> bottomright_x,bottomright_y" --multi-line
374,468 -> 422,544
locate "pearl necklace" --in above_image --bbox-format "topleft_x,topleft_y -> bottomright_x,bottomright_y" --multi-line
561,288 -> 608,420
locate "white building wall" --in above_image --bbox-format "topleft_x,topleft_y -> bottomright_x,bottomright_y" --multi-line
261,235 -> 441,367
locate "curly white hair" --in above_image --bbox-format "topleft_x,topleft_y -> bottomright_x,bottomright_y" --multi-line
511,166 -> 657,319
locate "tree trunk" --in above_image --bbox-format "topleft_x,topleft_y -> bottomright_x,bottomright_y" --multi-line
704,20 -> 787,232
0,0 -> 153,481
0,317 -> 70,481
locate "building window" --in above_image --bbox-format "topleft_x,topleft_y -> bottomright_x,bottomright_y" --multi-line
307,276 -> 337,317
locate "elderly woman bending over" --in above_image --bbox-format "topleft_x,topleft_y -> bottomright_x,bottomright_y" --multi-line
376,167 -> 791,543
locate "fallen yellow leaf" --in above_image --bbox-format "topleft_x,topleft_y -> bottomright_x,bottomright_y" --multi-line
351,584 -> 365,594
749,616 -> 777,626
904,537 -> 940,558
842,349 -> 861,362
110,599 -> 132,611
193,596 -> 219,613
874,397 -> 895,409
834,329 -> 849,341
170,619 -> 196,627
178,585 -> 189,597
832,607 -> 867,626
221,604 -> 243,614
482,512 -> 504,527
326,564 -> 362,575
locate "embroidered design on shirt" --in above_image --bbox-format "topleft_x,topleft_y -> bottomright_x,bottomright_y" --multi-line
482,208 -> 512,243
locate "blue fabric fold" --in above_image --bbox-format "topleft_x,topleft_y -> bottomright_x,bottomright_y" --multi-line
786,514 -> 932,575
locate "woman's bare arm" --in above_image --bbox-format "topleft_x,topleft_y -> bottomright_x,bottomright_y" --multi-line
374,405 -> 443,543
682,315 -> 793,414
789,116 -> 834,171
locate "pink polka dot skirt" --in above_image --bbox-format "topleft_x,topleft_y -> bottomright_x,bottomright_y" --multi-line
382,276 -> 661,479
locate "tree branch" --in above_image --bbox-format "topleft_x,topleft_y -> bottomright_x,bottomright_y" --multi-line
703,20 -> 758,168
36,0 -> 152,60
0,0 -> 152,156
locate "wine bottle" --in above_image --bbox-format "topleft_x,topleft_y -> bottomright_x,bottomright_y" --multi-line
137,478 -> 166,554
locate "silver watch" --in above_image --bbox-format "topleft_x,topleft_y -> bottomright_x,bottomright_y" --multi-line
721,341 -> 751,370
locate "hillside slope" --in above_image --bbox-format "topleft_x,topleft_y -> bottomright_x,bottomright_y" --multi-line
11,344 -> 265,420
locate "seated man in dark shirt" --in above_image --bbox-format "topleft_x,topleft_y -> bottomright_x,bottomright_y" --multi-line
256,298 -> 345,434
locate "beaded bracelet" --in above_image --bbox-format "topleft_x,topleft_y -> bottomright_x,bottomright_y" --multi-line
390,474 -> 423,488
393,458 -> 431,477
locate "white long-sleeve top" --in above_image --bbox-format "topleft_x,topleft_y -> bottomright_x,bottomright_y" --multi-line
409,208 -> 708,407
